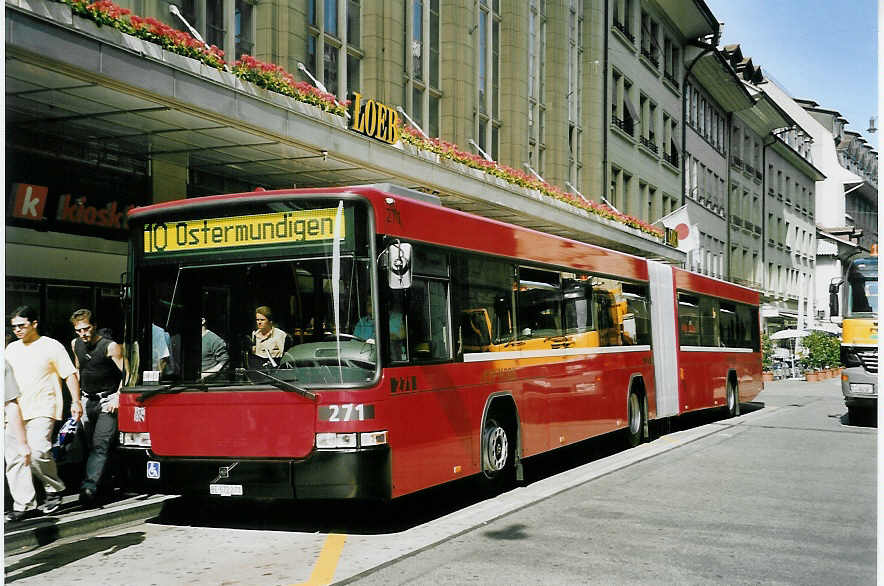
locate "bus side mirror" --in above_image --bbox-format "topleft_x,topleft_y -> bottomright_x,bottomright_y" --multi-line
387,242 -> 412,290
828,280 -> 841,317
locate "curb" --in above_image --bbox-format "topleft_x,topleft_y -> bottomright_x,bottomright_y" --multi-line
4,494 -> 176,552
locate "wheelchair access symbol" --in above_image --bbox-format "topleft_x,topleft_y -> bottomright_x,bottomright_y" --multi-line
146,461 -> 161,479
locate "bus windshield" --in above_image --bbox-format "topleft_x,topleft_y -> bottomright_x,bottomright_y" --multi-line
132,199 -> 378,387
846,258 -> 878,317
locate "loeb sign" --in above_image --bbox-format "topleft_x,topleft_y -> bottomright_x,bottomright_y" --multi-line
349,92 -> 401,145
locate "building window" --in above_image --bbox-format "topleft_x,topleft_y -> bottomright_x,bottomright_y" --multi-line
404,0 -> 441,137
234,1 -> 254,58
662,112 -> 678,167
663,38 -> 679,86
647,184 -> 658,222
640,10 -> 659,68
639,93 -> 657,153
476,0 -> 500,160
528,0 -> 546,172
308,0 -> 363,99
206,0 -> 224,49
567,0 -> 581,184
612,0 -> 633,42
611,70 -> 635,137
174,0 -> 254,61
610,167 -> 632,214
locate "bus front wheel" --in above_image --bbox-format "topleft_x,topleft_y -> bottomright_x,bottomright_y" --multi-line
482,417 -> 509,477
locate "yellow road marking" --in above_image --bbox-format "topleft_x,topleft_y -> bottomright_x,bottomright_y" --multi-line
294,533 -> 348,586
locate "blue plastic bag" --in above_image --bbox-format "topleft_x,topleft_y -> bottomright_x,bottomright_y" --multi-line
51,417 -> 85,463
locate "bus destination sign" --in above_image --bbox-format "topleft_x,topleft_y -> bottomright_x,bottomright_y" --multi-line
143,208 -> 345,255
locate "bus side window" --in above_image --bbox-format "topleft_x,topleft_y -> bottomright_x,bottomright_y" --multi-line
621,283 -> 650,345
678,294 -> 700,346
699,297 -> 718,347
719,301 -> 737,348
517,267 -> 562,339
593,278 -> 622,347
452,254 -> 514,357
407,278 -> 450,362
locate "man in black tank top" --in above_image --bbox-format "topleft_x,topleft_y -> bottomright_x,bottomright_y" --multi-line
70,309 -> 124,506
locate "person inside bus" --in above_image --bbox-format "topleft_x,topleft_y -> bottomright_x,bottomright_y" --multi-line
201,317 -> 229,379
354,304 -> 376,341
388,295 -> 407,361
250,306 -> 291,368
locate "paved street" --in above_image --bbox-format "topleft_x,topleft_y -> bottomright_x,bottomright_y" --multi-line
4,377 -> 876,585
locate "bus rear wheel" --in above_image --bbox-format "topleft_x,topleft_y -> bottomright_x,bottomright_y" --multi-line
626,390 -> 645,448
726,379 -> 740,418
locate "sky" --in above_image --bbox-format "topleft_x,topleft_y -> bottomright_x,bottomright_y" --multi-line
704,0 -> 879,151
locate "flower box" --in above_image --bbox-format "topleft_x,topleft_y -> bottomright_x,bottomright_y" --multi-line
72,12 -> 125,45
162,48 -> 201,75
20,0 -> 73,25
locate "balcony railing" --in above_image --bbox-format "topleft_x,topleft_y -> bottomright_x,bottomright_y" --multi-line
613,21 -> 635,43
612,115 -> 634,136
664,149 -> 679,167
640,47 -> 659,68
663,71 -> 679,87
732,156 -> 743,168
640,136 -> 658,153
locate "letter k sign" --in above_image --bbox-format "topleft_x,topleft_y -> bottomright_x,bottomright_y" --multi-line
12,183 -> 48,220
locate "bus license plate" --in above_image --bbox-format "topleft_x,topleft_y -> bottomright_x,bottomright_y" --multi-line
209,484 -> 243,497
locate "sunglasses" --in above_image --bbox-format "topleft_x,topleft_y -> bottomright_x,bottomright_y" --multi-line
11,323 -> 30,330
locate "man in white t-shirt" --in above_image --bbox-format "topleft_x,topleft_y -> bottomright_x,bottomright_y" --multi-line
5,360 -> 37,521
6,305 -> 82,515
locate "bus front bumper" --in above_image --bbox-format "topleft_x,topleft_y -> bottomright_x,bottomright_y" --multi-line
118,446 -> 392,501
841,366 -> 877,407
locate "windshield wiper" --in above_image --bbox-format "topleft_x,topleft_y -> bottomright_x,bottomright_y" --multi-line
137,383 -> 208,402
240,369 -> 317,401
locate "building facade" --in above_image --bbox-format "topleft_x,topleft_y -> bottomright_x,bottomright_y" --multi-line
602,0 -> 717,224
5,0 -> 876,343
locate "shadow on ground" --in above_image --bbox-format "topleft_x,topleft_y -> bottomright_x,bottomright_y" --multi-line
4,532 -> 145,582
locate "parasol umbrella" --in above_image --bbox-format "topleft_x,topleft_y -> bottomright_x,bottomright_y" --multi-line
769,329 -> 810,340
769,329 -> 810,379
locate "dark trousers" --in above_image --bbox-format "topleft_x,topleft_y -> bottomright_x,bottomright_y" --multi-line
81,397 -> 118,492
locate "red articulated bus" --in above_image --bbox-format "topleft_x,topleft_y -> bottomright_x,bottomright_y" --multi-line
117,184 -> 761,500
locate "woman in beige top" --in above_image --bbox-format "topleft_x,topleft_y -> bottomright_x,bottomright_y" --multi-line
251,306 -> 289,366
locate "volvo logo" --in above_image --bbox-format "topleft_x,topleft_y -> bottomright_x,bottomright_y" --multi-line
217,462 -> 238,479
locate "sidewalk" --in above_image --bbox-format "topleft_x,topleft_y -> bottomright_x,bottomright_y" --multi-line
4,491 -> 174,553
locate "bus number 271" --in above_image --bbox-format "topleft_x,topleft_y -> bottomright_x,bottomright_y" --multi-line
319,404 -> 375,422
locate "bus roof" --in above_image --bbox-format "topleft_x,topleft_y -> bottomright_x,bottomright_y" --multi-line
128,184 -> 760,298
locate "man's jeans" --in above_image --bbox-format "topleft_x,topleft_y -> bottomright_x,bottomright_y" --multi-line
81,397 -> 118,492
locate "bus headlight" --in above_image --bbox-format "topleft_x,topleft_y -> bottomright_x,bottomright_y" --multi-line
360,431 -> 388,446
119,432 -> 152,447
316,433 -> 357,449
315,431 -> 388,449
